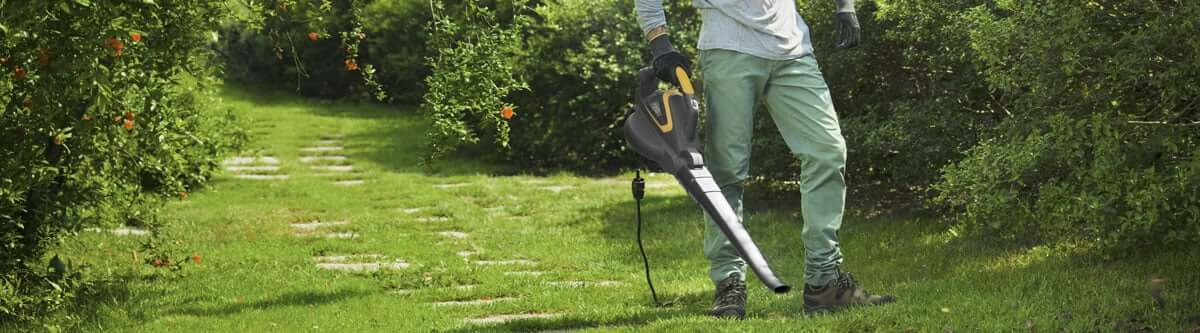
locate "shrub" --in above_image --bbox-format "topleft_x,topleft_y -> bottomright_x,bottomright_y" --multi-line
419,1 -> 527,163
361,0 -> 432,104
504,0 -> 700,173
931,1 -> 1200,250
0,0 -> 241,320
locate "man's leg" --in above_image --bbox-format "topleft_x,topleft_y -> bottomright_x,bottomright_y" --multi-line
763,55 -> 895,312
699,49 -> 770,285
761,55 -> 846,287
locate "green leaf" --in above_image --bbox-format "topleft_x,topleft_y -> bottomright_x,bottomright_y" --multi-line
73,0 -> 92,6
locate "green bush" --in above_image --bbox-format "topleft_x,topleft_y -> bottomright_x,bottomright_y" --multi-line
503,0 -> 700,173
420,0 -> 527,162
0,0 -> 242,321
221,0 -> 382,100
932,1 -> 1200,250
361,0 -> 432,104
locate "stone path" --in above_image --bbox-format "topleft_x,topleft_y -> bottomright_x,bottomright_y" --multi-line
298,133 -> 364,186
223,156 -> 288,180
464,313 -> 562,325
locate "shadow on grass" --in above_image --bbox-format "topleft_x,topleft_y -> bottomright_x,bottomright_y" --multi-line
171,289 -> 374,318
442,289 -> 713,333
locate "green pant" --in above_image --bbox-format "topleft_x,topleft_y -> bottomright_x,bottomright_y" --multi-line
699,49 -> 846,287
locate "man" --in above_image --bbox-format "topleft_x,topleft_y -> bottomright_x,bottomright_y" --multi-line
634,0 -> 895,318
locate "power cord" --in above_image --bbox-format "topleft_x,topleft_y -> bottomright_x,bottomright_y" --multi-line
633,169 -> 670,307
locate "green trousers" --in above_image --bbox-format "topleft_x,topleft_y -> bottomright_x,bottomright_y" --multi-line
699,49 -> 846,287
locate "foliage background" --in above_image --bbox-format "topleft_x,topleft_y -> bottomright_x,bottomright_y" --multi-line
1,0 -> 245,321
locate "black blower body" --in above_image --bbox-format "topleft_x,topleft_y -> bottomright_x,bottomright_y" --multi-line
623,67 -> 791,294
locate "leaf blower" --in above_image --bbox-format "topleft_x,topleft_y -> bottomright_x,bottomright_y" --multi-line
623,66 -> 792,295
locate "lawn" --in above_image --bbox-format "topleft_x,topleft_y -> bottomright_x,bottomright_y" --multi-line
32,85 -> 1200,332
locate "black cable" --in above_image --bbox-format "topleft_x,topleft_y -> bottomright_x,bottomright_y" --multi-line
633,169 -> 664,306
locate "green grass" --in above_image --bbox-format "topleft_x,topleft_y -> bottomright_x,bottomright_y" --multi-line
33,85 -> 1200,332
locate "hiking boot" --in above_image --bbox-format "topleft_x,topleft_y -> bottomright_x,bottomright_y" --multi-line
803,271 -> 895,313
712,273 -> 747,319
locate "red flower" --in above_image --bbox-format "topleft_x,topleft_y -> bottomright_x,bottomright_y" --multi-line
36,48 -> 49,66
192,255 -> 201,264
344,59 -> 359,71
124,111 -> 134,120
500,106 -> 515,120
308,32 -> 319,42
130,32 -> 142,43
123,118 -> 134,130
105,37 -> 125,57
13,66 -> 26,80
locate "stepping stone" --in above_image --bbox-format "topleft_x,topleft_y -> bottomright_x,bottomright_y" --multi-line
519,179 -> 549,185
334,180 -> 365,186
85,227 -> 150,236
234,174 -> 289,180
311,165 -> 354,172
390,289 -> 417,295
300,146 -> 344,152
542,185 -> 574,193
464,313 -> 561,325
290,220 -> 349,231
314,140 -> 340,146
455,285 -> 478,290
223,156 -> 280,165
225,165 -> 281,172
415,216 -> 450,223
433,297 -> 515,307
314,254 -> 384,263
314,255 -> 406,272
545,280 -> 624,287
300,155 -> 348,163
456,251 -> 477,258
323,232 -> 358,239
401,208 -> 424,214
645,181 -> 673,189
437,231 -> 468,239
433,183 -> 468,189
474,260 -> 536,266
316,261 -> 408,272
503,271 -> 544,276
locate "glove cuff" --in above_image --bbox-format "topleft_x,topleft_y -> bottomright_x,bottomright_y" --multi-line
834,0 -> 855,13
649,35 -> 676,59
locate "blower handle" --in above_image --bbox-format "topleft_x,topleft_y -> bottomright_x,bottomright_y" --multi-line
674,67 -> 695,95
636,66 -> 696,99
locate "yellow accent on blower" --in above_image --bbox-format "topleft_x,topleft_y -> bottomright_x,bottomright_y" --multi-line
676,67 -> 695,95
652,92 -> 676,133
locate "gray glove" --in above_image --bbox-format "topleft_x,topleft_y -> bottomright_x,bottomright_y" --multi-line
834,0 -> 860,49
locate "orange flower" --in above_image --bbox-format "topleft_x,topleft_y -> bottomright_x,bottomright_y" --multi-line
191,255 -> 201,264
344,59 -> 359,71
123,118 -> 134,130
308,32 -> 319,41
130,32 -> 142,43
500,106 -> 515,120
105,37 -> 125,57
180,191 -> 189,200
13,66 -> 26,80
36,48 -> 49,66
124,111 -> 134,120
